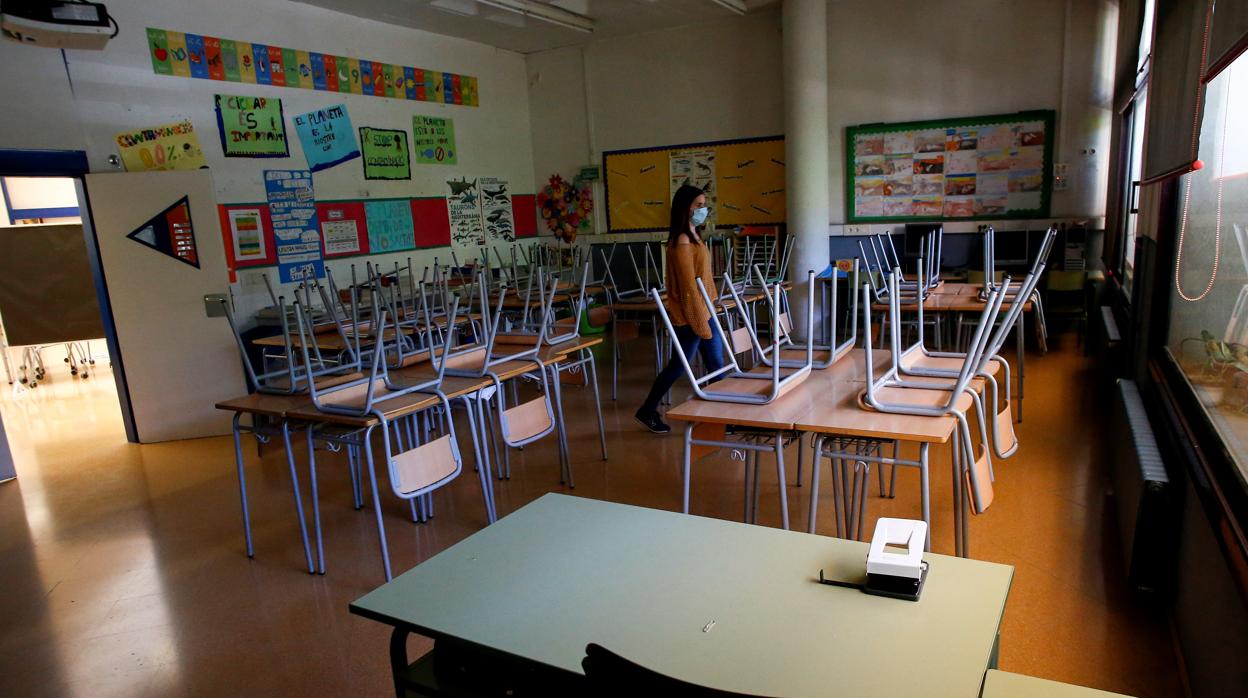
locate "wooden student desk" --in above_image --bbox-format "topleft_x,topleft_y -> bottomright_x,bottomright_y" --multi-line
350,494 -> 1014,698
214,392 -> 319,574
666,348 -> 975,549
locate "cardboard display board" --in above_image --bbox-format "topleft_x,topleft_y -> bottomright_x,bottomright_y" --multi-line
604,136 -> 786,233
845,110 -> 1055,222
0,224 -> 105,345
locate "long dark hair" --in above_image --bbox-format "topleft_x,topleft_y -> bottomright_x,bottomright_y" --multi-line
667,184 -> 706,246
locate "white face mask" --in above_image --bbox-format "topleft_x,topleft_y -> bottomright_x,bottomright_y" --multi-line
690,206 -> 709,226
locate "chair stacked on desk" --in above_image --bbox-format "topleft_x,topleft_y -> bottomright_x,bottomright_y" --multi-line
847,264 -> 1008,556
214,255 -> 611,582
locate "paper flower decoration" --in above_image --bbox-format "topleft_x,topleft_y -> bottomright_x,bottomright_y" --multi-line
536,174 -> 592,244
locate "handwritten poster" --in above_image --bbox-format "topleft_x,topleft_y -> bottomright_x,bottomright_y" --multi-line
412,115 -> 457,165
264,170 -> 325,283
114,120 -> 206,172
446,177 -> 484,248
228,208 -> 267,261
214,94 -> 288,157
363,199 -> 415,253
293,104 -> 360,172
478,177 -> 514,242
359,127 -> 411,180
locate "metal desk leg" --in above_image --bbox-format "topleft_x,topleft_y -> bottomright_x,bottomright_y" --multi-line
775,432 -> 790,530
611,311 -> 619,401
389,626 -> 410,698
461,395 -> 496,523
808,435 -> 825,533
305,425 -> 326,574
586,350 -> 608,461
549,364 -> 574,489
361,425 -> 393,581
795,432 -> 804,487
918,442 -> 932,550
681,422 -> 694,514
230,413 -> 255,558
280,420 -> 315,574
1016,311 -> 1025,422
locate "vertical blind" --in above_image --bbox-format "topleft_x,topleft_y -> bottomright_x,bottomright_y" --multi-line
1142,0 -> 1211,183
1144,0 -> 1248,183
1206,0 -> 1248,80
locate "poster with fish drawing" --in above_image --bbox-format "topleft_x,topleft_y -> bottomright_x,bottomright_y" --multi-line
669,149 -> 717,229
446,176 -> 484,249
478,177 -> 514,242
413,115 -> 457,165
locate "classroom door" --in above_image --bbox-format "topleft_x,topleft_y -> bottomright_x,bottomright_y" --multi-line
84,170 -> 245,442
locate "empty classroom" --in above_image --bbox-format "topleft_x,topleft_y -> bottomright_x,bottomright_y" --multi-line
0,1 -> 1245,696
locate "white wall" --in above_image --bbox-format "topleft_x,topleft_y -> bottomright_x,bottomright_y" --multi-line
826,0 -> 1116,228
0,0 -> 535,321
526,6 -> 784,243
526,0 -> 1117,237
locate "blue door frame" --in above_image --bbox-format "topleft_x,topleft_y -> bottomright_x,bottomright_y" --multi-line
0,149 -> 140,443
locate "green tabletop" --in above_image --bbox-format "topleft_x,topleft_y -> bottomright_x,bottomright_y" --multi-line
351,494 -> 1014,697
982,670 -> 1134,697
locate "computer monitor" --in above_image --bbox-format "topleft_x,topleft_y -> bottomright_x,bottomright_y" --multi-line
904,224 -> 941,257
994,229 -> 1029,266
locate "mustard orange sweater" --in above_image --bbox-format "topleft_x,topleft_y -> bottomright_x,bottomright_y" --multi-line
664,242 -> 717,339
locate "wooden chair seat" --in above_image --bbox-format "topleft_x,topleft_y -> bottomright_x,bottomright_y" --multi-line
318,378 -> 394,411
266,371 -> 364,392
392,434 -> 459,495
502,397 -> 553,443
443,346 -> 489,372
965,449 -> 995,513
857,386 -> 974,413
900,352 -> 1002,377
779,348 -> 834,364
490,360 -> 542,381
995,404 -> 1017,453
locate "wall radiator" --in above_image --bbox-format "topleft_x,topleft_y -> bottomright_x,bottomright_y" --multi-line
1110,379 -> 1172,593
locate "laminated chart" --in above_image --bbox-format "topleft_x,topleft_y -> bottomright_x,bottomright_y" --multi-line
845,110 -> 1055,222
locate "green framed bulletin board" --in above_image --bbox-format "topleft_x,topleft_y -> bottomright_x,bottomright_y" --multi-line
604,136 -> 786,233
845,110 -> 1055,223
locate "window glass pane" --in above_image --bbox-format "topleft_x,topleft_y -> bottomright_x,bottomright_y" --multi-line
1138,0 -> 1155,72
1122,90 -> 1147,297
1166,52 -> 1248,485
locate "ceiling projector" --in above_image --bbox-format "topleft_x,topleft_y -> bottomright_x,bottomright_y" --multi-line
2,1 -> 114,50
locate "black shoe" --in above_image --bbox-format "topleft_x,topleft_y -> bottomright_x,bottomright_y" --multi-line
634,410 -> 671,434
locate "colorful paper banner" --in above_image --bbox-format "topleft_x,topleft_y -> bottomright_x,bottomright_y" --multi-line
363,199 -> 416,253
214,94 -> 288,158
264,170 -> 325,283
292,104 -> 360,172
359,127 -> 411,180
147,27 -> 479,107
412,116 -> 457,165
114,120 -> 206,172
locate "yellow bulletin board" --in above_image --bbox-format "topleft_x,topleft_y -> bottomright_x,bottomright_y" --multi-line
603,136 -> 785,233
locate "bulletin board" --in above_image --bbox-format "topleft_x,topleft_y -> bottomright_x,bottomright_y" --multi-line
0,225 -> 105,345
603,136 -> 786,233
217,194 -> 509,278
845,110 -> 1055,223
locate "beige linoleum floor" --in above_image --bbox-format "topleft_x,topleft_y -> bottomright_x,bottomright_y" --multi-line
0,334 -> 1182,696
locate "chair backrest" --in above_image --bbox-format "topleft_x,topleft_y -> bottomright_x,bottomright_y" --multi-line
865,272 -> 1009,413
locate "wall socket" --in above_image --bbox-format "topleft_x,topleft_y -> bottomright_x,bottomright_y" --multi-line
844,224 -> 872,236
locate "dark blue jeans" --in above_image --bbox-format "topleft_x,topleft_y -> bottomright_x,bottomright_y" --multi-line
640,324 -> 726,415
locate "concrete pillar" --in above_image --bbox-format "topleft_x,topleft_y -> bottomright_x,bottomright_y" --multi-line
782,0 -> 830,337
